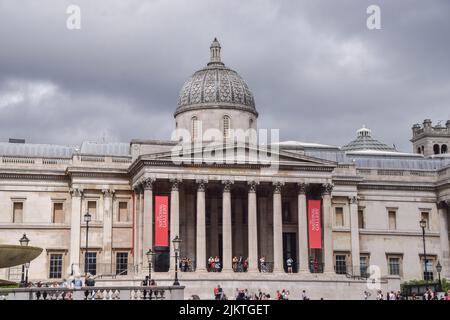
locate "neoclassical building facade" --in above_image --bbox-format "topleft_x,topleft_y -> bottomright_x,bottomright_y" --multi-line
0,39 -> 449,298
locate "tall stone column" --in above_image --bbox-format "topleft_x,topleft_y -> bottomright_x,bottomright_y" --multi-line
196,179 -> 207,272
142,178 -> 155,265
438,201 -> 450,278
222,180 -> 233,272
210,197 -> 219,257
297,183 -> 309,272
102,189 -> 115,269
349,196 -> 361,276
322,183 -> 334,273
169,179 -> 181,271
133,186 -> 141,267
247,181 -> 259,272
138,190 -> 144,270
69,188 -> 83,273
273,182 -> 284,273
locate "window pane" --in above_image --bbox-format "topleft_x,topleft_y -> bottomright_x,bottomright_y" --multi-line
389,257 -> 400,275
335,255 -> 347,274
85,252 -> 97,276
49,254 -> 63,279
13,202 -> 23,223
116,252 -> 128,275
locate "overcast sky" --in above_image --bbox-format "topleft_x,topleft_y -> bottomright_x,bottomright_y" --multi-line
0,0 -> 449,151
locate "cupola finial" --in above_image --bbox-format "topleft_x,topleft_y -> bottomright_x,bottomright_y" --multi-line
208,37 -> 224,66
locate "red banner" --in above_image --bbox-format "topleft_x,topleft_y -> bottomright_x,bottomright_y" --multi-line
154,195 -> 169,247
308,200 -> 322,249
131,191 -> 135,256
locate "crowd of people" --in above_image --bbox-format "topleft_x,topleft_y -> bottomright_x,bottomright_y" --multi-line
207,256 -> 222,272
213,285 -> 311,300
232,256 -> 248,272
179,257 -> 194,272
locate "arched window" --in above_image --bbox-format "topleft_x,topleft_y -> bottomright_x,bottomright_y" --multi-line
222,115 -> 231,139
442,144 -> 448,154
249,118 -> 254,128
417,147 -> 421,154
433,144 -> 440,155
421,146 -> 424,154
191,116 -> 199,141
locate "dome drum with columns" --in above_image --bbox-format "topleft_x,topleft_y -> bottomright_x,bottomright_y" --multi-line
175,38 -> 258,141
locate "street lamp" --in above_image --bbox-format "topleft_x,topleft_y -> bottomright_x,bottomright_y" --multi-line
84,212 -> 92,277
420,219 -> 428,281
19,234 -> 29,287
146,249 -> 155,283
24,262 -> 30,286
172,235 -> 182,286
436,261 -> 442,292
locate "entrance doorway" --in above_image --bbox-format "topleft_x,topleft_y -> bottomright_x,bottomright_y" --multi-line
283,232 -> 297,273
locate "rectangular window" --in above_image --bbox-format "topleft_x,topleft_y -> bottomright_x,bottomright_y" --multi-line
358,209 -> 365,229
334,254 -> 347,274
49,254 -> 63,279
13,202 -> 23,223
87,201 -> 97,221
85,252 -> 97,276
118,202 -> 129,222
335,207 -> 344,227
360,255 -> 369,277
116,252 -> 128,275
422,257 -> 434,281
388,211 -> 397,230
388,256 -> 401,276
53,203 -> 64,224
421,212 -> 430,230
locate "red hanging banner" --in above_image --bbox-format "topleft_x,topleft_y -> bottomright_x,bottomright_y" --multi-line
131,191 -> 135,256
308,199 -> 322,249
154,195 -> 169,247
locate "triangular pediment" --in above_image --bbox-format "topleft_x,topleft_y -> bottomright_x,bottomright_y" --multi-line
138,142 -> 336,169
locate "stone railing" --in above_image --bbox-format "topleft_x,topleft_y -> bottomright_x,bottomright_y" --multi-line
0,285 -> 184,300
0,155 -> 132,168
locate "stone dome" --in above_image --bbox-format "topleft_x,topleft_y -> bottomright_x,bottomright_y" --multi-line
175,38 -> 257,117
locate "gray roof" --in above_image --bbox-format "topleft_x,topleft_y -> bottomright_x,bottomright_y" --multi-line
341,126 -> 396,152
80,142 -> 130,156
0,142 -> 76,158
0,141 -> 131,158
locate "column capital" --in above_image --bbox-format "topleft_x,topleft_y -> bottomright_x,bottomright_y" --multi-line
170,179 -> 182,191
247,180 -> 259,193
349,196 -> 358,204
297,183 -> 307,195
273,181 -> 284,194
322,183 -> 334,195
222,180 -> 233,192
196,179 -> 208,192
69,187 -> 83,197
102,188 -> 115,198
143,178 -> 155,190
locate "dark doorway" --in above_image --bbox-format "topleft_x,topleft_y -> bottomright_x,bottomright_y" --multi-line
283,232 -> 297,273
154,246 -> 169,272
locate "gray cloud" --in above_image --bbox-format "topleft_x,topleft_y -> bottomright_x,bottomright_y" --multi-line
0,0 -> 449,151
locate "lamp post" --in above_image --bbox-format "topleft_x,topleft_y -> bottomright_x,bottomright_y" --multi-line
24,262 -> 30,286
436,261 -> 442,292
84,212 -> 91,277
19,233 -> 29,288
172,235 -> 182,286
420,219 -> 428,281
146,249 -> 155,283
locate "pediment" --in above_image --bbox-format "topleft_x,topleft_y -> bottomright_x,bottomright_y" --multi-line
138,143 -> 336,169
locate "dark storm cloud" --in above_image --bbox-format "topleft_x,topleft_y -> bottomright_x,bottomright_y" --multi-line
0,0 -> 449,150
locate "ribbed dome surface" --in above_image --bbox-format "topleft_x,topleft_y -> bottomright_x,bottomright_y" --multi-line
175,38 -> 257,116
341,126 -> 396,152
